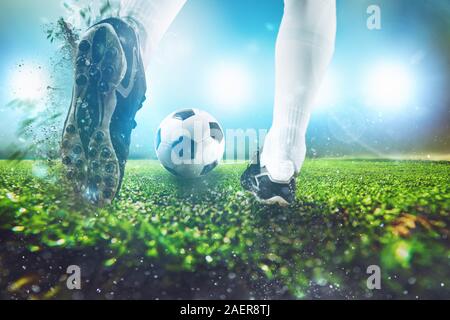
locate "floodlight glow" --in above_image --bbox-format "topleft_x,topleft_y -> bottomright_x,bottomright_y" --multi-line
365,63 -> 414,109
10,63 -> 49,101
315,70 -> 338,110
209,63 -> 252,107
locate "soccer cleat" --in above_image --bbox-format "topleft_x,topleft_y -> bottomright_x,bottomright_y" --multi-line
240,152 -> 296,206
61,18 -> 147,205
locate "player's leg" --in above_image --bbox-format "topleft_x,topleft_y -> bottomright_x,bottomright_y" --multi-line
241,0 -> 336,205
120,0 -> 187,66
61,0 -> 186,206
262,0 -> 336,181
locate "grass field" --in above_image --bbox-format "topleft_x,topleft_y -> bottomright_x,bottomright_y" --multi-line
0,159 -> 449,300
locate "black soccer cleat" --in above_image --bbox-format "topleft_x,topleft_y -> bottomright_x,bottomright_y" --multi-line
61,18 -> 147,205
240,152 -> 296,206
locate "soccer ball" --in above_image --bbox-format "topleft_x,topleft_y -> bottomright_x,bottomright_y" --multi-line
155,108 -> 225,178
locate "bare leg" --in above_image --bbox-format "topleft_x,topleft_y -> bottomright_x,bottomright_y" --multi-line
261,0 -> 336,182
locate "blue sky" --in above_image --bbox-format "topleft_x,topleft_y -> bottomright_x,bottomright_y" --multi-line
0,0 -> 449,158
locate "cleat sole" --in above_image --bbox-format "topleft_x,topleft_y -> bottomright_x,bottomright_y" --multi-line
61,23 -> 127,206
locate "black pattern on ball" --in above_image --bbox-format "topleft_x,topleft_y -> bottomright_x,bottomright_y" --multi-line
201,161 -> 219,176
173,109 -> 195,121
209,122 -> 224,143
156,129 -> 162,149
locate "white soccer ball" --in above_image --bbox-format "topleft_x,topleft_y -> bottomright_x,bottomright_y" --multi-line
155,108 -> 225,178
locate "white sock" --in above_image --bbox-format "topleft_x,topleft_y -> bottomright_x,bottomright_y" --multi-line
261,0 -> 336,182
119,0 -> 187,66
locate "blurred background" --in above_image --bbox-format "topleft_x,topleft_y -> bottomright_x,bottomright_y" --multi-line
0,0 -> 449,159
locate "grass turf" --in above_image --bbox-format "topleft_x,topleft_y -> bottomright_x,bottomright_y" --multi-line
0,159 -> 449,299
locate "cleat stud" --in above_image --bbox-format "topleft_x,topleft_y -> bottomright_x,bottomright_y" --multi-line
88,66 -> 101,82
95,131 -> 105,142
105,162 -> 115,174
75,159 -> 84,169
91,160 -> 100,170
102,66 -> 115,80
76,56 -> 87,68
79,40 -> 91,52
62,156 -> 72,165
73,145 -> 83,155
76,74 -> 88,86
66,170 -> 75,179
103,189 -> 113,199
104,176 -> 115,188
88,147 -> 98,158
99,81 -> 109,93
66,125 -> 76,134
101,147 -> 112,159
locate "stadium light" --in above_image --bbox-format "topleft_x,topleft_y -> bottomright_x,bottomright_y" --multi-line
365,63 -> 415,110
209,62 -> 252,107
10,63 -> 48,101
315,69 -> 338,111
